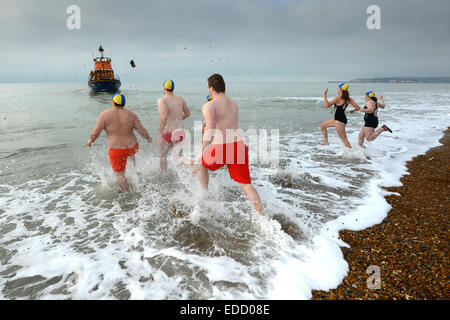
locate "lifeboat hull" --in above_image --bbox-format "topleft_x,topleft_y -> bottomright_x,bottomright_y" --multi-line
88,79 -> 121,93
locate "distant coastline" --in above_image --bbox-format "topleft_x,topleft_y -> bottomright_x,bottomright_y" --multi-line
329,77 -> 450,84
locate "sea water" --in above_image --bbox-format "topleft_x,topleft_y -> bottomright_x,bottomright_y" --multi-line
0,82 -> 448,299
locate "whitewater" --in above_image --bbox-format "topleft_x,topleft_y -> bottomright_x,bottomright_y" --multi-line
0,82 -> 448,299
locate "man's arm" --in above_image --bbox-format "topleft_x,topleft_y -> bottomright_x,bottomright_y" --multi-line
158,99 -> 168,135
87,114 -> 105,146
134,115 -> 152,143
202,103 -> 216,151
182,99 -> 190,120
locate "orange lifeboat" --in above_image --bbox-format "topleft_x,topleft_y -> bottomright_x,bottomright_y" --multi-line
88,46 -> 121,93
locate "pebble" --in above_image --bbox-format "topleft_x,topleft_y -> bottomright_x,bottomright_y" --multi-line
312,128 -> 450,300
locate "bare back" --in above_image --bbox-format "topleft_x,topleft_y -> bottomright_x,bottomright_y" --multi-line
334,96 -> 349,109
203,95 -> 241,144
95,109 -> 139,148
158,95 -> 188,133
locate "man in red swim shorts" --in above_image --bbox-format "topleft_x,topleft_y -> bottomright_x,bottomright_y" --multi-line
157,79 -> 191,169
199,74 -> 264,215
87,93 -> 152,191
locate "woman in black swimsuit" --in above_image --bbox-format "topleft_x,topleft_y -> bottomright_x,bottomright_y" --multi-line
357,91 -> 392,147
319,83 -> 360,148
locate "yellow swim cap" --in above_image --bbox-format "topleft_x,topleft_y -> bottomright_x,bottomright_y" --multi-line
366,91 -> 375,98
339,83 -> 349,91
163,79 -> 175,91
112,93 -> 126,106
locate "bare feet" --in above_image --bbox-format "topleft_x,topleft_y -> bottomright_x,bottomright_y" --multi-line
319,141 -> 330,146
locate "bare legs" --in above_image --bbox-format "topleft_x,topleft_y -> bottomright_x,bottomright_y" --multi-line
369,127 -> 387,141
198,165 -> 264,215
188,162 -> 199,176
171,142 -> 185,166
320,120 -> 352,148
358,126 -> 388,147
335,121 -> 352,148
319,119 -> 334,145
115,171 -> 129,192
198,165 -> 209,190
158,140 -> 171,170
358,126 -> 365,147
240,183 -> 264,215
113,155 -> 136,192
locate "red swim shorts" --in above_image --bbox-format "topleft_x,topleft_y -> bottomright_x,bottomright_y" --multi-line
201,141 -> 251,184
162,129 -> 185,145
108,143 -> 139,173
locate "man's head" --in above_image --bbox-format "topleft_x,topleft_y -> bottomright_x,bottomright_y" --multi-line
207,74 -> 226,95
163,79 -> 175,94
112,93 -> 126,107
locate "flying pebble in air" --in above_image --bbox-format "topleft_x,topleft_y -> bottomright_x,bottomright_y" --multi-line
130,60 -> 136,68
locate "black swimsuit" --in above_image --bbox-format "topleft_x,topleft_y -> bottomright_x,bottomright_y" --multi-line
364,103 -> 378,128
334,103 -> 348,125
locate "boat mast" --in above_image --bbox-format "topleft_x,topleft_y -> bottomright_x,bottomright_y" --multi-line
99,45 -> 104,59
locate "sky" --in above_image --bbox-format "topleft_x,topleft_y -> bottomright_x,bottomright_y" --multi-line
0,0 -> 449,83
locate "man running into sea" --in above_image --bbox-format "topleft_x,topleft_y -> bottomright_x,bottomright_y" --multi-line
199,74 -> 264,215
87,93 -> 152,191
157,79 -> 191,169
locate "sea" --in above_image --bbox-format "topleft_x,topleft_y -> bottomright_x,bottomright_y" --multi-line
0,81 -> 449,299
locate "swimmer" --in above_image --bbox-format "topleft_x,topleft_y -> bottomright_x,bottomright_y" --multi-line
87,93 -> 152,191
199,74 -> 264,215
157,79 -> 191,169
358,91 -> 392,147
319,83 -> 361,148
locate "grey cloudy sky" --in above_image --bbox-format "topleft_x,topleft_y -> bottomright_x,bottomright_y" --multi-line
0,0 -> 449,83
